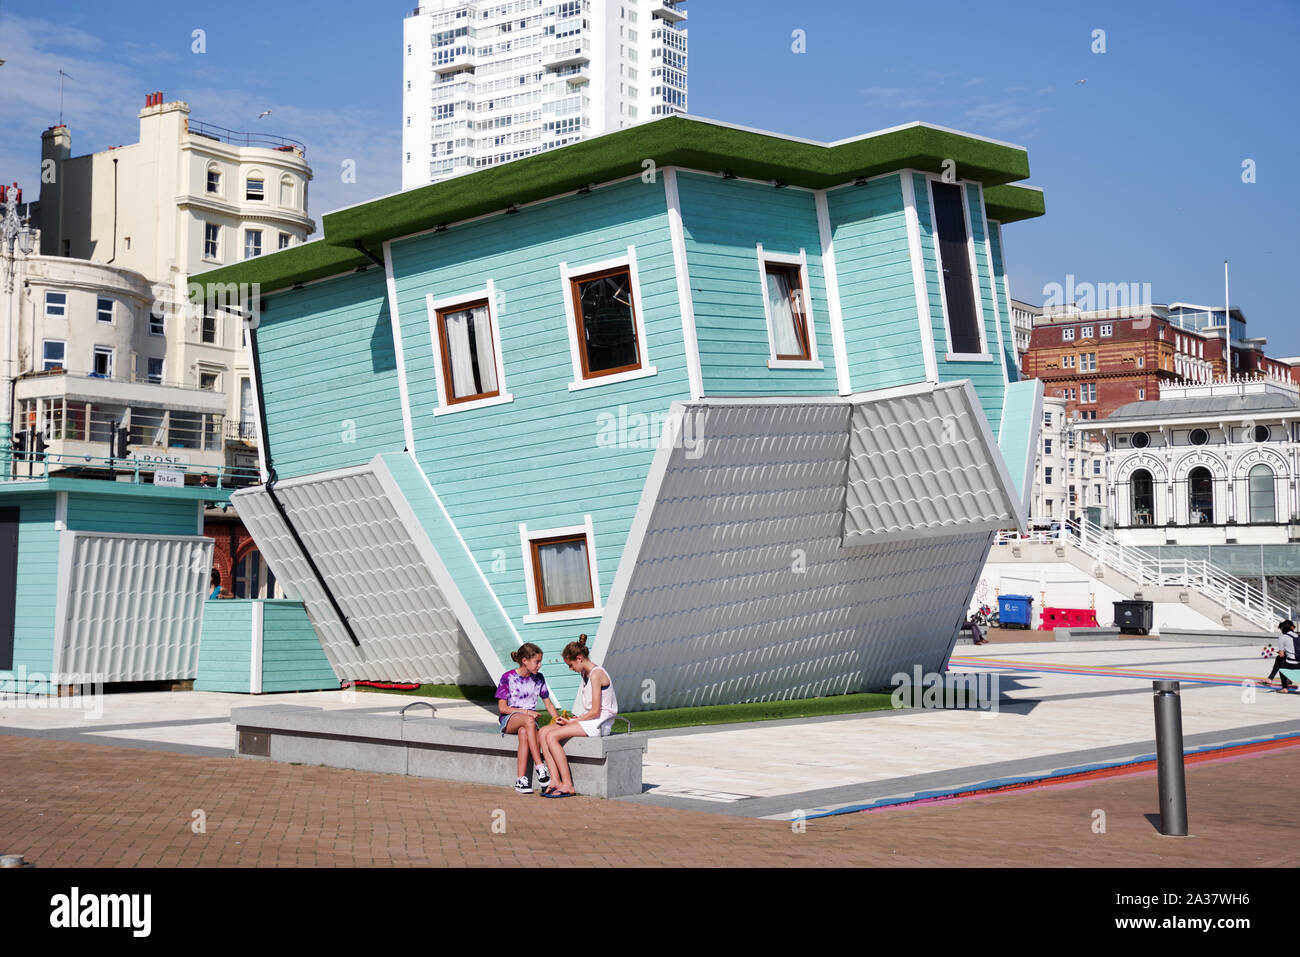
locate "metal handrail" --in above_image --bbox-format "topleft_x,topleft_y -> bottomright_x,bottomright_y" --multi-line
399,702 -> 438,719
3,450 -> 260,488
996,520 -> 1292,629
188,120 -> 307,159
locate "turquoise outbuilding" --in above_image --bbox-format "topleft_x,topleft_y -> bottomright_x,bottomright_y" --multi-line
199,115 -> 1046,709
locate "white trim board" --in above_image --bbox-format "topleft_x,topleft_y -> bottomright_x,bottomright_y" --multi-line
663,168 -> 705,400
813,188 -> 852,395
383,241 -> 416,454
900,171 -> 939,384
518,515 -> 604,625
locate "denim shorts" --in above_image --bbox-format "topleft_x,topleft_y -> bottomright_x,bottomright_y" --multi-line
499,713 -> 536,735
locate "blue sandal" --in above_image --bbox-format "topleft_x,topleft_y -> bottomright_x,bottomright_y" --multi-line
542,789 -> 575,798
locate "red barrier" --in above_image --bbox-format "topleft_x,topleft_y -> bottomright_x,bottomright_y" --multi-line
1041,607 -> 1099,628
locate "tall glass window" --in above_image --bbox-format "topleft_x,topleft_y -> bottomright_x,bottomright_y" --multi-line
1189,467 -> 1214,525
1249,465 -> 1276,523
1132,469 -> 1154,526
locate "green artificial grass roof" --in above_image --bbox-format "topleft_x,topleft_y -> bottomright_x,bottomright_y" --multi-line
195,114 -> 1044,294
984,183 -> 1046,225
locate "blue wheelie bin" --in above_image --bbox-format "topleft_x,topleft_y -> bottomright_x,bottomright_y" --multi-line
998,594 -> 1034,630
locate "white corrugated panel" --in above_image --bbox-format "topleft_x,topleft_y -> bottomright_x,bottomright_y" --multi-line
599,388 -> 1002,709
232,467 -> 490,684
843,381 -> 1021,544
55,532 -> 212,682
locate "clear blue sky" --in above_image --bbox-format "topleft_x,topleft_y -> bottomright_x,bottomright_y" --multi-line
3,0 -> 1297,350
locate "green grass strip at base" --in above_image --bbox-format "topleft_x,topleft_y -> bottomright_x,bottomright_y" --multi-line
357,683 -> 496,702
608,693 -> 895,733
358,685 -> 895,731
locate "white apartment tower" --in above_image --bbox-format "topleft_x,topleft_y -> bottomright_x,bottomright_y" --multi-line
402,0 -> 689,188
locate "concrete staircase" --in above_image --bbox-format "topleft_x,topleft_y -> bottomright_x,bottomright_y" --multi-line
990,519 -> 1292,633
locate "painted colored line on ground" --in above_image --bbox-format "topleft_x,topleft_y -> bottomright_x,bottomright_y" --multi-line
798,731 -> 1300,821
948,655 -> 1272,688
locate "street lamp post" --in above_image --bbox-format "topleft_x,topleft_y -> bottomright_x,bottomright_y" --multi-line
3,183 -> 35,293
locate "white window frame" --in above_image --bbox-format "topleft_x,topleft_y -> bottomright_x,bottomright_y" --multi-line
206,164 -> 222,196
92,345 -> 114,379
755,244 -> 822,370
1138,388 -> 1146,400
244,229 -> 262,260
278,232 -> 292,250
96,297 -> 114,324
146,356 -> 165,385
1080,326 -> 1094,339
925,178 -> 990,362
425,280 -> 514,416
1100,323 -> 1113,337
1137,355 -> 1145,368
245,175 -> 265,202
559,245 -> 656,391
279,175 -> 294,209
42,339 -> 66,371
1063,328 -> 1075,342
204,223 -> 221,262
518,515 -> 603,624
44,291 -> 67,319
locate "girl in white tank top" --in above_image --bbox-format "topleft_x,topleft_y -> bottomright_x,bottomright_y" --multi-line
537,635 -> 618,797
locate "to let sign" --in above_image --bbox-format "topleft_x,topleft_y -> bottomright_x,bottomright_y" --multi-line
153,470 -> 184,488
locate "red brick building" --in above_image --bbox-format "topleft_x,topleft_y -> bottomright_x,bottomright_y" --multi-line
1022,304 -> 1294,422
203,510 -> 280,598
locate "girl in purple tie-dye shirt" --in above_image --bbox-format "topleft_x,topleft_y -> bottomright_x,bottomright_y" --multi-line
496,643 -> 559,793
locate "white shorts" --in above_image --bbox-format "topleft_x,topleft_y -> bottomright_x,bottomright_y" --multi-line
578,717 -> 613,738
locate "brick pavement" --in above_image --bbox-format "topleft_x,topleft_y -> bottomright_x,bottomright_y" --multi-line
0,734 -> 1295,867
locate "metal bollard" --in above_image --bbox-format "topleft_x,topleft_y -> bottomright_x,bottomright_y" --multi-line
1153,680 -> 1188,836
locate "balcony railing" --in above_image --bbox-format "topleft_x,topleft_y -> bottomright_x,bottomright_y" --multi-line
188,119 -> 307,161
4,449 -> 260,489
21,367 -> 228,395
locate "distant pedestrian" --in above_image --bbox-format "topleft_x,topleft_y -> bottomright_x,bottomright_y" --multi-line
1267,620 -> 1300,691
968,614 -> 988,645
208,569 -> 222,601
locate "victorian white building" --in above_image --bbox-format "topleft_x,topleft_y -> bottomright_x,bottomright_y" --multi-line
402,0 -> 688,188
1009,298 -> 1039,372
1101,378 -> 1300,542
29,93 -> 316,474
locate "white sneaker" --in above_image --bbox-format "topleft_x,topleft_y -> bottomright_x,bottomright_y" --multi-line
536,763 -> 551,787
514,776 -> 533,793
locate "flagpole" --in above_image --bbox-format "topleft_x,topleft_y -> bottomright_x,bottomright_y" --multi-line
1224,260 -> 1231,383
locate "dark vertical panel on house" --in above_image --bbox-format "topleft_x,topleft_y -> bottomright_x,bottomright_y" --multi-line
0,507 -> 19,670
931,182 -> 980,354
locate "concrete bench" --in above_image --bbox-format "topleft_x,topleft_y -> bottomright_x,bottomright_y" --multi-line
229,704 -> 648,797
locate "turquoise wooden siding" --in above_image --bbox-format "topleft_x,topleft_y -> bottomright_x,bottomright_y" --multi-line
260,600 -> 338,692
912,173 -> 1006,436
67,493 -> 196,535
257,268 -> 406,480
998,378 -> 1041,509
193,599 -> 253,692
0,496 -> 59,693
386,177 -> 689,703
676,172 -> 839,396
825,174 -> 927,392
195,599 -> 337,692
986,220 -> 1020,383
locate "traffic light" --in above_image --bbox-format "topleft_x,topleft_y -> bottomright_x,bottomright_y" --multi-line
114,426 -> 129,460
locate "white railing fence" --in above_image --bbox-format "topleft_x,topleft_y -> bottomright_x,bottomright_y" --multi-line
994,518 -> 1292,631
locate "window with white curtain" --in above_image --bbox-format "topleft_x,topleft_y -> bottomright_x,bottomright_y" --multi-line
530,534 -> 593,613
764,262 -> 810,360
436,299 -> 500,403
